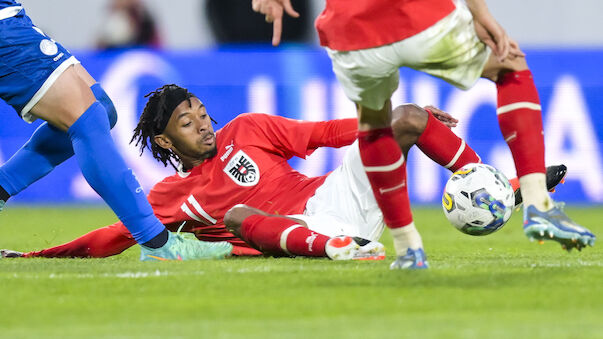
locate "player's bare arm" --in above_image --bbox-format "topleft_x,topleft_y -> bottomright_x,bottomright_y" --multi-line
465,0 -> 524,62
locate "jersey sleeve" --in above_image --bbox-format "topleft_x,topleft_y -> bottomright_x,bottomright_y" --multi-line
307,118 -> 358,149
23,222 -> 135,258
236,113 -> 359,159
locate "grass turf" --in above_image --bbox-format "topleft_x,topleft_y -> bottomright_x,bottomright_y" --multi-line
1,206 -> 602,339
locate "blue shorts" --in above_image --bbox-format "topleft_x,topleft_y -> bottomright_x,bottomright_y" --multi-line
0,6 -> 79,123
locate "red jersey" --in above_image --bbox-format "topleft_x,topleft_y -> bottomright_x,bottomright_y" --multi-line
148,113 -> 330,245
315,0 -> 456,51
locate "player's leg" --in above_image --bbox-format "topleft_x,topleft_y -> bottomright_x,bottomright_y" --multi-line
0,65 -> 117,207
482,55 -> 595,249
29,65 -> 165,240
327,47 -> 425,268
482,55 -> 550,209
392,104 -> 480,170
224,205 -> 384,260
390,104 -> 566,206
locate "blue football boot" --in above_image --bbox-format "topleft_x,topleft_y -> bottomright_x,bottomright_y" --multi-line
390,248 -> 429,270
523,203 -> 596,251
140,231 -> 233,261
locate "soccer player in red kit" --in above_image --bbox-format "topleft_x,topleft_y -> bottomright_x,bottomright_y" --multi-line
252,0 -> 596,260
1,85 -> 568,263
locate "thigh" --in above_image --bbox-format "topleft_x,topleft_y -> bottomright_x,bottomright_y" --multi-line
393,0 -> 490,90
327,46 -> 400,111
0,9 -> 80,124
302,141 -> 386,241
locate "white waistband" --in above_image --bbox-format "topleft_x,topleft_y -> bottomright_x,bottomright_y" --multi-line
0,6 -> 22,20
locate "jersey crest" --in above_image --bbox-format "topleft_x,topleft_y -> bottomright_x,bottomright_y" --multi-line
223,150 -> 260,186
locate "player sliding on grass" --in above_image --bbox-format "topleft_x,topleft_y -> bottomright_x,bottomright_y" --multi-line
1,85 -> 570,265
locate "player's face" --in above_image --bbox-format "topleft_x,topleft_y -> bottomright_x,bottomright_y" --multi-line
158,97 -> 217,164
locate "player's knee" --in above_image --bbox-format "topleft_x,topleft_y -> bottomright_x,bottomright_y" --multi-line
104,99 -> 118,129
392,104 -> 428,136
90,84 -> 118,129
482,55 -> 530,82
224,204 -> 256,234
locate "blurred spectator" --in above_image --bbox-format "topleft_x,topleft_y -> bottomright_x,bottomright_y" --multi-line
97,0 -> 161,49
206,0 -> 311,44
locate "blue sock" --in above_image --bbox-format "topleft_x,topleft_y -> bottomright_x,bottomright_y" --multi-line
68,101 -> 165,243
0,84 -> 116,196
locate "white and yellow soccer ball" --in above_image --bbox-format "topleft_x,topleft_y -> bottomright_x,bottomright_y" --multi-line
442,163 -> 515,236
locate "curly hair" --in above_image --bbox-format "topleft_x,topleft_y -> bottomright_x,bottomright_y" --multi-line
130,84 -> 215,170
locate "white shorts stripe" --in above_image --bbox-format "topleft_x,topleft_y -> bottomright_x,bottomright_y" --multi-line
364,155 -> 405,172
444,139 -> 466,169
21,56 -> 80,123
0,6 -> 22,20
496,102 -> 541,115
279,225 -> 303,256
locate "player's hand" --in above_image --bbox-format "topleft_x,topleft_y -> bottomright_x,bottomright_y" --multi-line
251,0 -> 300,46
424,105 -> 458,128
466,0 -> 524,63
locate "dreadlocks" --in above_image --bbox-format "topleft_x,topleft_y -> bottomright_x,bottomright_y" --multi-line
131,84 -> 216,170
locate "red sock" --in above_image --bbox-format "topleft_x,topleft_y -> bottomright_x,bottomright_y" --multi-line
417,109 -> 481,172
358,128 -> 412,228
496,70 -> 546,177
240,215 -> 329,257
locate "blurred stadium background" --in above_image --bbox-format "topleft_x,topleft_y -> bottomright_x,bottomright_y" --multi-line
4,0 -> 603,206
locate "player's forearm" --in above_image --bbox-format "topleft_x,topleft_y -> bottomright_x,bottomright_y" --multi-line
464,0 -> 491,20
308,118 -> 358,149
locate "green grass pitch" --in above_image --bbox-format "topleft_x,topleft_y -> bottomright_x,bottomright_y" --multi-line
1,206 -> 602,339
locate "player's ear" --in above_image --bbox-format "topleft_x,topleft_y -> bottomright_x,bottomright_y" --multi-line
154,134 -> 172,150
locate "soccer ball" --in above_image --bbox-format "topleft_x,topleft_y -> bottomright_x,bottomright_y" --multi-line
442,163 -> 515,236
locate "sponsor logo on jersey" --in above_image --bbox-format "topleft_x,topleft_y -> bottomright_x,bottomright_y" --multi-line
223,150 -> 260,186
220,141 -> 235,162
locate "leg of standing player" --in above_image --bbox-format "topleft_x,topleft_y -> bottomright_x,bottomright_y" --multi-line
327,48 -> 427,269
0,69 -> 117,206
480,51 -> 595,250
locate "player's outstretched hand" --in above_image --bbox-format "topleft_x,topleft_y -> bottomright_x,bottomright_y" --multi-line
424,105 -> 458,128
251,0 -> 300,46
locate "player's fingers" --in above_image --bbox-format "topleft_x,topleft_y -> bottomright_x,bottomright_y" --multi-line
482,38 -> 498,58
272,16 -> 283,46
252,0 -> 260,12
282,0 -> 300,17
496,34 -> 510,62
425,105 -> 458,123
509,39 -> 525,57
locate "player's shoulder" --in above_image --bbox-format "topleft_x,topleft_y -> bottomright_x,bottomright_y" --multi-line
222,113 -> 273,130
232,112 -> 272,123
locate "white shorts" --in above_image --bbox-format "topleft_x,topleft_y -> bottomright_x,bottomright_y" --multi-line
290,141 -> 386,241
327,0 -> 491,110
